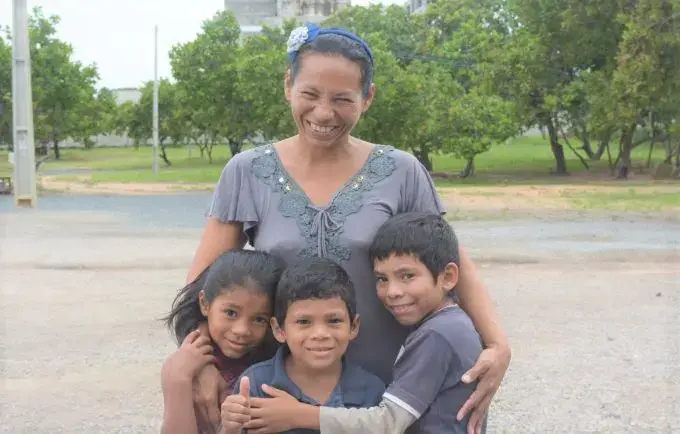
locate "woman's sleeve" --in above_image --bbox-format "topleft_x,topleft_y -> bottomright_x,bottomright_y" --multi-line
206,153 -> 259,236
402,155 -> 448,215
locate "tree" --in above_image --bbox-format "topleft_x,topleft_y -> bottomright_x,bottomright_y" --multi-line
235,20 -> 298,142
121,79 -> 178,166
323,4 -> 425,62
24,7 -> 101,159
497,0 -> 624,174
170,10 -> 243,162
592,0 -> 680,176
0,33 -> 11,146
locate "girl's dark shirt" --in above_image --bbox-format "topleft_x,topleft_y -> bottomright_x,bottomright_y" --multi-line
212,341 -> 278,393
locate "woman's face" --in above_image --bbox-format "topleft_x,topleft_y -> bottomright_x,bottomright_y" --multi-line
285,52 -> 374,149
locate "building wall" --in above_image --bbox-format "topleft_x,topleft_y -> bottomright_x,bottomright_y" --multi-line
224,0 -> 278,26
227,0 -> 350,34
406,0 -> 434,14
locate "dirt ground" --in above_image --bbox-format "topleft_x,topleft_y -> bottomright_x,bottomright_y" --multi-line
1,194 -> 678,433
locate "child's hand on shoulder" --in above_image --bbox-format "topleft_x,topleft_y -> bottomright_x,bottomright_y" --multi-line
161,329 -> 214,386
221,377 -> 252,434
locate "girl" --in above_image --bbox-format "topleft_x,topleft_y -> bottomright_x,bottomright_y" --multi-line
160,250 -> 284,434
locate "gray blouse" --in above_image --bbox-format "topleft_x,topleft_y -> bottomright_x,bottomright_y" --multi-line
207,143 -> 446,383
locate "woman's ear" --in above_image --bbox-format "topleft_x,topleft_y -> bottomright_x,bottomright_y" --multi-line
284,70 -> 292,102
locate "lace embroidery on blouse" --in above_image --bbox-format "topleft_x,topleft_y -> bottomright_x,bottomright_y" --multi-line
250,144 -> 396,262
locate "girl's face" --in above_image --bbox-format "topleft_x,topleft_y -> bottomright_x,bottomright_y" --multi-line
199,286 -> 272,358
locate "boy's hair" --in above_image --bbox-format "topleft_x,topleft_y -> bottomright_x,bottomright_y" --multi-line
163,250 -> 284,345
274,256 -> 357,326
369,212 -> 460,279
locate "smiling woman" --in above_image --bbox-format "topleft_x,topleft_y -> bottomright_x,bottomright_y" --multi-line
183,22 -> 511,434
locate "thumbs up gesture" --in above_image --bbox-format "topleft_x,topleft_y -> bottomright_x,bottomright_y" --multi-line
221,377 -> 252,434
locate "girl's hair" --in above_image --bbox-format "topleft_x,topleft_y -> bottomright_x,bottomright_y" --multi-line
162,250 -> 285,345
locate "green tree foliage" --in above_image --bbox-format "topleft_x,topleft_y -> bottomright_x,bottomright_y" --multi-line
3,1 -> 678,178
0,7 -> 118,159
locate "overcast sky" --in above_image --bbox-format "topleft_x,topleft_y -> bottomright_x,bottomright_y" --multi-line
0,0 -> 404,89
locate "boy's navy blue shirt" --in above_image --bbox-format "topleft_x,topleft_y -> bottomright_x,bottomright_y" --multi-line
236,345 -> 385,433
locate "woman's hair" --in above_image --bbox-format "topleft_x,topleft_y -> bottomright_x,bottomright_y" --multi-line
290,31 -> 374,98
162,250 -> 284,345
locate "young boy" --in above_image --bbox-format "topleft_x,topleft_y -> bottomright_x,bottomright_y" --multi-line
220,256 -> 386,434
229,212 -> 487,433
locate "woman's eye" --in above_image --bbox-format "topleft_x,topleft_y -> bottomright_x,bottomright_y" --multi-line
225,309 -> 238,318
254,316 -> 268,324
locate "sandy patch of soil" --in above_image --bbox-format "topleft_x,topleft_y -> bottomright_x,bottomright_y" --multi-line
438,183 -> 680,213
39,175 -> 213,195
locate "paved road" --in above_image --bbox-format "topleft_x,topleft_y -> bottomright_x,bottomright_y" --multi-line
1,194 -> 678,433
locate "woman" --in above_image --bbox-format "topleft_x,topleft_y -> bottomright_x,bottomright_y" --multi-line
187,23 -> 510,434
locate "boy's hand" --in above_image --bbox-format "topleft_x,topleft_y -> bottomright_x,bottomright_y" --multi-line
221,377 -> 252,434
162,330 -> 214,385
245,385 -> 307,434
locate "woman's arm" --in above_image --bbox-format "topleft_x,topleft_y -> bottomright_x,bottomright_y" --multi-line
455,244 -> 511,434
456,245 -> 508,349
186,218 -> 246,283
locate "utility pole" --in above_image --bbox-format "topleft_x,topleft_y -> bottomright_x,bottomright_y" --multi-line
152,25 -> 159,175
11,0 -> 37,207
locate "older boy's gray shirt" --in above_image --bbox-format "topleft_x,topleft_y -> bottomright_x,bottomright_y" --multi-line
320,306 -> 486,434
206,143 -> 446,384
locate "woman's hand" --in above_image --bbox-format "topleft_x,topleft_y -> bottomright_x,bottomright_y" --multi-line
457,343 -> 511,434
193,362 -> 228,433
244,385 -> 312,434
161,330 -> 214,385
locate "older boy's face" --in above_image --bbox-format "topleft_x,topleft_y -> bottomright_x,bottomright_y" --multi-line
272,297 -> 359,372
374,254 -> 458,326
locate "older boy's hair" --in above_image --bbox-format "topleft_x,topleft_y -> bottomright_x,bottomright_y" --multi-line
274,256 -> 357,325
369,212 -> 460,279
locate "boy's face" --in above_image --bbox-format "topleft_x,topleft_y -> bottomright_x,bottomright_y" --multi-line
272,297 -> 359,372
373,253 -> 459,326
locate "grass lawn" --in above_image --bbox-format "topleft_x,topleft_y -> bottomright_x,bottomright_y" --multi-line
0,135 -> 670,183
561,188 -> 680,212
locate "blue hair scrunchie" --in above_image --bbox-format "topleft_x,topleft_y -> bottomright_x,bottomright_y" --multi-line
286,22 -> 374,65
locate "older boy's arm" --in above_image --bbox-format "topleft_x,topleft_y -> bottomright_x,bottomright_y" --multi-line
161,378 -> 200,434
319,399 -> 416,434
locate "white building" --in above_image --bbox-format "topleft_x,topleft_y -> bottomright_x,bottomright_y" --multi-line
406,0 -> 435,14
225,0 -> 350,34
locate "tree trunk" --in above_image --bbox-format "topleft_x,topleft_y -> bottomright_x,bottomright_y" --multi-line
460,156 -> 475,178
413,146 -> 432,171
228,139 -> 243,157
52,139 -> 60,160
546,117 -> 567,175
159,138 -> 172,166
616,125 -> 635,179
663,137 -> 673,164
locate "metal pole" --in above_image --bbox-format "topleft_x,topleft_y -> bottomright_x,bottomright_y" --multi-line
152,25 -> 159,175
11,0 -> 37,207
